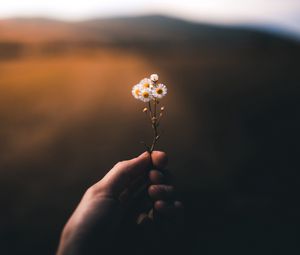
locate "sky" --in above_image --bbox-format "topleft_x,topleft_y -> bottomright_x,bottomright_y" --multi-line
0,0 -> 300,36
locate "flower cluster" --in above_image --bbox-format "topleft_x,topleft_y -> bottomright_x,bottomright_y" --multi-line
131,74 -> 167,153
132,74 -> 167,102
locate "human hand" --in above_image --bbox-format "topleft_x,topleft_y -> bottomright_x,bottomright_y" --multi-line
56,151 -> 183,255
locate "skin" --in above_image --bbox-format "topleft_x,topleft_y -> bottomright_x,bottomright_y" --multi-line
57,151 -> 184,255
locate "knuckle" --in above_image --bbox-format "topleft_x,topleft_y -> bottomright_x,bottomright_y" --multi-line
85,183 -> 104,197
149,170 -> 164,179
148,185 -> 158,194
148,185 -> 175,199
114,160 -> 129,171
114,161 -> 124,168
85,185 -> 97,197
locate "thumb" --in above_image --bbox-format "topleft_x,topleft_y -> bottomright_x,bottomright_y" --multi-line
98,152 -> 151,196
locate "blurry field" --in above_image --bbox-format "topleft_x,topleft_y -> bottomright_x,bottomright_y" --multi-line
1,16 -> 300,255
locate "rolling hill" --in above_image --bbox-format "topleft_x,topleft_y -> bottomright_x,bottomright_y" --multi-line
0,15 -> 298,48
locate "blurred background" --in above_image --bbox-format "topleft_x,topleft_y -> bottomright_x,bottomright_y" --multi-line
0,1 -> 300,254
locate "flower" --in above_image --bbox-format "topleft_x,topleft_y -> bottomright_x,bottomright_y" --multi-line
140,78 -> 153,89
131,73 -> 167,155
132,84 -> 142,99
139,88 -> 153,102
150,74 -> 159,82
153,83 -> 167,99
131,74 -> 167,102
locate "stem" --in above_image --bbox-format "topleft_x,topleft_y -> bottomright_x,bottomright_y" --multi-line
143,81 -> 162,153
138,80 -> 164,224
148,101 -> 152,115
149,99 -> 159,153
154,98 -> 157,118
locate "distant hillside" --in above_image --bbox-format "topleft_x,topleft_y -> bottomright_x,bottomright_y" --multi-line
0,15 -> 299,46
0,15 -> 299,60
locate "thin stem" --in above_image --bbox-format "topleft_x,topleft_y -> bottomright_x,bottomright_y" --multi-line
149,99 -> 160,153
143,81 -> 163,153
147,101 -> 153,122
148,101 -> 152,116
154,98 -> 157,119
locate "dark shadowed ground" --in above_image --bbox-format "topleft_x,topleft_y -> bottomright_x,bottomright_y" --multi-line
0,15 -> 300,255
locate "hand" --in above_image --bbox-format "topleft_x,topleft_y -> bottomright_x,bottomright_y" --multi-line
57,151 -> 183,255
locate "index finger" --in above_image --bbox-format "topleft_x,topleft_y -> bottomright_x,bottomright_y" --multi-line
151,151 -> 168,170
97,152 -> 151,196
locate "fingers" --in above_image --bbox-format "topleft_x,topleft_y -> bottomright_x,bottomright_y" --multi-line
119,174 -> 148,205
149,170 -> 164,184
151,151 -> 168,170
96,151 -> 167,193
148,185 -> 175,200
148,157 -> 184,218
149,185 -> 183,215
119,151 -> 168,204
154,200 -> 184,214
97,152 -> 151,196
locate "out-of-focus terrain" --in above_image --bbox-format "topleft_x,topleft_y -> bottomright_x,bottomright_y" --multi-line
0,15 -> 300,255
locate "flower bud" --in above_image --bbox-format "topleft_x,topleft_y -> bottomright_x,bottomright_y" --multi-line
150,74 -> 159,82
143,107 -> 148,113
160,106 -> 165,111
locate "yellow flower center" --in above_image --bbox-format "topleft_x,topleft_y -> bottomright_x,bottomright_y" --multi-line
134,89 -> 140,96
143,83 -> 150,88
142,91 -> 149,98
156,88 -> 163,94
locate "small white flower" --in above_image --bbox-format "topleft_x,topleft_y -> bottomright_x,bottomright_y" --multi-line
132,84 -> 142,99
140,78 -> 153,89
153,83 -> 167,99
139,88 -> 153,102
150,74 -> 159,82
